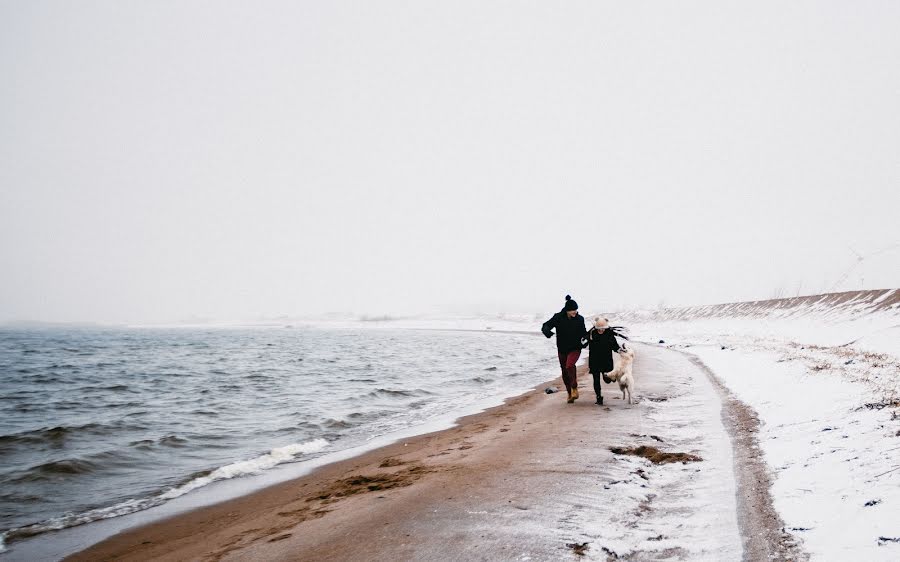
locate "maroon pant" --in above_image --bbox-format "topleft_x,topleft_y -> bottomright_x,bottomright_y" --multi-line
557,350 -> 581,393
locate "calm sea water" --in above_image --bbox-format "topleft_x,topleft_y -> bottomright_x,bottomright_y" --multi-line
0,326 -> 553,550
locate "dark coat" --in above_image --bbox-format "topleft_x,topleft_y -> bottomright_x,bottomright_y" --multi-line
541,311 -> 587,353
585,327 -> 620,374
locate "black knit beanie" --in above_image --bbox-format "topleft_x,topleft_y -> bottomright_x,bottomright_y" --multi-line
564,295 -> 578,311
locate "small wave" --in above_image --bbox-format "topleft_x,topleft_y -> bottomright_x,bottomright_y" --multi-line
364,388 -> 433,399
25,375 -> 64,385
102,401 -> 144,409
159,435 -> 188,447
85,449 -> 139,467
364,388 -> 412,398
470,376 -> 494,384
2,496 -> 155,544
323,418 -> 353,429
343,410 -> 394,424
49,400 -> 88,410
190,410 -> 219,417
484,366 -> 498,371
157,438 -> 329,500
0,422 -> 140,450
0,439 -> 329,547
13,404 -> 41,413
128,439 -> 155,450
14,458 -> 98,481
12,447 -> 143,482
181,468 -> 213,482
75,384 -> 133,393
127,434 -> 188,450
265,421 -> 323,436
0,426 -> 70,447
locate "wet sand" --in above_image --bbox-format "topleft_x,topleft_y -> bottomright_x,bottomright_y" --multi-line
69,344 -> 801,561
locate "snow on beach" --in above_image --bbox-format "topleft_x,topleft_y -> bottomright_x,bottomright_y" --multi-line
559,345 -> 744,561
619,289 -> 900,559
400,289 -> 899,558
302,290 -> 899,558
691,347 -> 899,559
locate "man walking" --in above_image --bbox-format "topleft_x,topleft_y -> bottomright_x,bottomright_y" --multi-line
542,295 -> 588,403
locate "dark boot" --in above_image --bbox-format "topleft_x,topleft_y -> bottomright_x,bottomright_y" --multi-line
592,373 -> 603,405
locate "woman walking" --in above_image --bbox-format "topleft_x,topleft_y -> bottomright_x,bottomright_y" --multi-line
542,295 -> 588,403
585,317 -> 623,405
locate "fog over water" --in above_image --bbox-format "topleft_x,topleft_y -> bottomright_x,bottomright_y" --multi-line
1,1 -> 898,324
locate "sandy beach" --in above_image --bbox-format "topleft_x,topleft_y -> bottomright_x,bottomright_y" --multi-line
66,343 -> 802,561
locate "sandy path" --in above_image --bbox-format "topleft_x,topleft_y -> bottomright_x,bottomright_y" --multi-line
69,344 -> 799,561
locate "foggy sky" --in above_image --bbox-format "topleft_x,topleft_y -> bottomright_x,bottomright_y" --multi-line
2,1 -> 899,324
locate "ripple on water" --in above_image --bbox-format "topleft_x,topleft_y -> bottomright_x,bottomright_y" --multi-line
11,458 -> 100,482
322,418 -> 353,430
362,388 -> 434,399
159,435 -> 189,447
0,422 -> 149,448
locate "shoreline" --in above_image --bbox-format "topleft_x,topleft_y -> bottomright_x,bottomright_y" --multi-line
4,374 -> 558,561
2,328 -> 554,561
65,344 -> 797,561
67,374 -> 563,561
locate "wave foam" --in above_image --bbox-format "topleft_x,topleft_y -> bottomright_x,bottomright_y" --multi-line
159,438 -> 328,500
1,439 -> 328,547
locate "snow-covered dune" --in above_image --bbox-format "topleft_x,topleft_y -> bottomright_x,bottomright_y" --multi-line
614,290 -> 900,560
610,288 -> 900,357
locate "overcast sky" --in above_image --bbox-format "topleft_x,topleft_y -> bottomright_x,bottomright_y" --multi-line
1,1 -> 898,324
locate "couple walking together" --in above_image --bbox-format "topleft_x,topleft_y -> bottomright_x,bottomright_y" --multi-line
541,295 -> 623,405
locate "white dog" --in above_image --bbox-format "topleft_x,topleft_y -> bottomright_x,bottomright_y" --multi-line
607,346 -> 635,405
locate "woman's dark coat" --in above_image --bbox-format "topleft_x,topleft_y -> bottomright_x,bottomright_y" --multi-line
541,311 -> 587,353
585,327 -> 620,374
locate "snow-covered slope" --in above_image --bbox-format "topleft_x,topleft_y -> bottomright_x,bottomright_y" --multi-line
610,289 -> 900,356
612,289 -> 900,560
